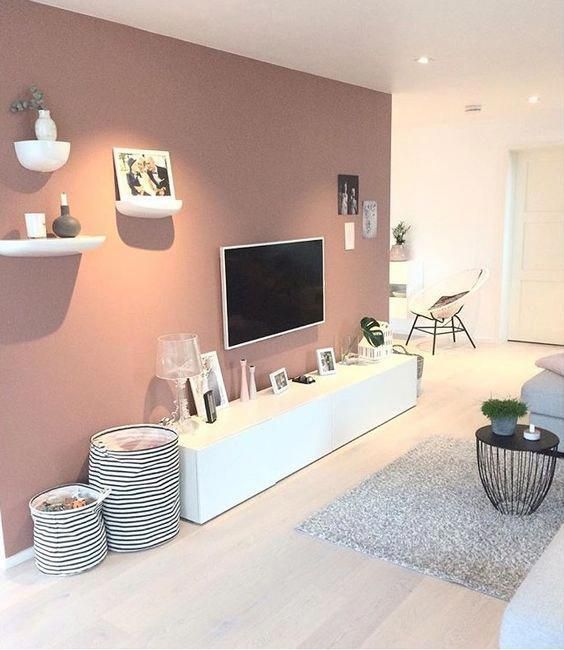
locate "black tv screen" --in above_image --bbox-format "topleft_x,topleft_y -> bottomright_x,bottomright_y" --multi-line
221,238 -> 325,349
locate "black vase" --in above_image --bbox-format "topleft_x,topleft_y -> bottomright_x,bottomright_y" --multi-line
53,205 -> 81,238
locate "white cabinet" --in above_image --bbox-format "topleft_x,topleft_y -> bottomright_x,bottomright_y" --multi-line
332,359 -> 415,448
179,355 -> 417,524
273,400 -> 333,478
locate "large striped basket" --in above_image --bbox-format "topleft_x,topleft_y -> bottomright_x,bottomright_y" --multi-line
89,424 -> 180,552
29,483 -> 110,575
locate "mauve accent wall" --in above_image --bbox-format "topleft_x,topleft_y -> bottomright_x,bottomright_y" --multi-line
0,0 -> 391,557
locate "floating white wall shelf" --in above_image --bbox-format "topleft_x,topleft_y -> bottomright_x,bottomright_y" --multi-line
14,140 -> 71,172
0,235 -> 106,257
115,196 -> 183,219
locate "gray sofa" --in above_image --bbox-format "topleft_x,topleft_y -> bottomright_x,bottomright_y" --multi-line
500,525 -> 564,648
521,369 -> 564,452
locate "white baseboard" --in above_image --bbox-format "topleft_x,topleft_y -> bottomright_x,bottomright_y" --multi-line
1,546 -> 34,570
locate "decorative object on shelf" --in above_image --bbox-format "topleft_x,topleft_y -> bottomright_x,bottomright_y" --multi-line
113,147 -> 182,218
317,347 -> 337,376
24,212 -> 46,239
189,350 -> 229,419
390,221 -> 410,260
240,358 -> 250,402
344,222 -> 355,250
10,85 -> 57,141
362,200 -> 377,239
338,174 -> 359,215
13,140 -> 70,172
113,147 -> 175,199
249,365 -> 257,399
524,423 -> 541,441
52,192 -> 81,238
29,483 -> 110,575
358,317 -> 393,362
34,109 -> 57,141
203,390 -> 217,424
393,344 -> 424,396
269,367 -> 289,395
0,235 -> 105,258
156,333 -> 203,435
475,425 -> 558,515
481,398 -> 528,436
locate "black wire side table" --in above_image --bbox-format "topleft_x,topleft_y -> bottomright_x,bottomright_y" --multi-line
475,425 -> 559,516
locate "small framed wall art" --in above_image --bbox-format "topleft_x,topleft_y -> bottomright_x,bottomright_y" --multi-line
316,347 -> 337,375
269,368 -> 289,395
338,174 -> 359,215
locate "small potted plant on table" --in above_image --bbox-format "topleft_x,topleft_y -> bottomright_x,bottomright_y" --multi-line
481,398 -> 528,436
390,221 -> 410,261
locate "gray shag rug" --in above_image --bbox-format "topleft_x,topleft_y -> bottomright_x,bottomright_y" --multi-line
297,438 -> 563,600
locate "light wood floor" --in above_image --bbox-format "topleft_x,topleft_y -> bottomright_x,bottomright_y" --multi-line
0,339 -> 555,649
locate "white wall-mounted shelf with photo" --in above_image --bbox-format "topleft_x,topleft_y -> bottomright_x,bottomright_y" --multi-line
0,235 -> 106,257
115,196 -> 183,219
14,140 -> 70,172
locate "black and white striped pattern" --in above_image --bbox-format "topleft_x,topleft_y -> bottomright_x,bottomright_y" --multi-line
29,484 -> 108,576
89,425 -> 180,552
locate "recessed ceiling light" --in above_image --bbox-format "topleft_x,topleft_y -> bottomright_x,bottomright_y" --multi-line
528,95 -> 540,104
415,56 -> 432,64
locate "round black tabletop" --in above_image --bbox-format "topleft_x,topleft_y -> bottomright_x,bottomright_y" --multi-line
475,424 -> 559,452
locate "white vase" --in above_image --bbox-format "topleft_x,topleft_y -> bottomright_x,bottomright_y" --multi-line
34,110 -> 57,141
249,365 -> 257,400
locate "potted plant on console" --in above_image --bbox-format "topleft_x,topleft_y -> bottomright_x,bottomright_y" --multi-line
390,221 -> 410,261
481,397 -> 528,436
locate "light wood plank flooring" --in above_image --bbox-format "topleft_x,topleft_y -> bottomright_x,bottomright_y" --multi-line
0,339 -> 555,649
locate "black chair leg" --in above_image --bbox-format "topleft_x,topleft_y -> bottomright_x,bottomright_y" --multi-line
432,319 -> 438,355
456,315 -> 476,349
405,315 -> 418,345
452,318 -> 456,343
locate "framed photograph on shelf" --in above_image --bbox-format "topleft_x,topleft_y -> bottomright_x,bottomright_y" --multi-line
316,347 -> 337,375
338,174 -> 359,215
113,147 -> 175,200
269,368 -> 289,395
189,351 -> 229,419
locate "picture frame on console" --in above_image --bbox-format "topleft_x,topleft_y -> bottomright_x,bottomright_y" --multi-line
317,347 -> 337,375
113,147 -> 175,199
189,351 -> 229,419
269,368 -> 289,395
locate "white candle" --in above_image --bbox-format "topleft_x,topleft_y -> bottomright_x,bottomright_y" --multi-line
529,423 -> 535,433
60,192 -> 68,206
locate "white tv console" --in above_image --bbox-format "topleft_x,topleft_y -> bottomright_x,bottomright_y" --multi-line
178,355 -> 417,523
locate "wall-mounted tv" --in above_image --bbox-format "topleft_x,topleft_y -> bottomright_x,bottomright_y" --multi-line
221,238 -> 325,350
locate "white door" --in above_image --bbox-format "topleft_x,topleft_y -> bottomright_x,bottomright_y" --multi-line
508,146 -> 564,344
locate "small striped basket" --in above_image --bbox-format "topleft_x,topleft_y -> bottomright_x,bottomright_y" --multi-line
357,321 -> 393,362
89,424 -> 180,552
29,483 -> 110,576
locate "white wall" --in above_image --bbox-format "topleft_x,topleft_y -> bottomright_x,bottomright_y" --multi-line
391,96 -> 564,341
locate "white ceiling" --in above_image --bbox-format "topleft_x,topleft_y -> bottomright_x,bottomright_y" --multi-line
34,0 -> 564,113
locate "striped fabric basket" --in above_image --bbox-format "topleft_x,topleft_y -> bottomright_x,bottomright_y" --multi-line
89,424 -> 180,552
29,483 -> 110,575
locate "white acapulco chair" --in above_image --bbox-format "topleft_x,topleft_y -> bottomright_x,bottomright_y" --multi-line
405,268 -> 489,355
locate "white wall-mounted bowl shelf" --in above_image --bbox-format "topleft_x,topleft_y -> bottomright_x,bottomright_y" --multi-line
0,235 -> 106,257
115,196 -> 183,219
14,140 -> 71,172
